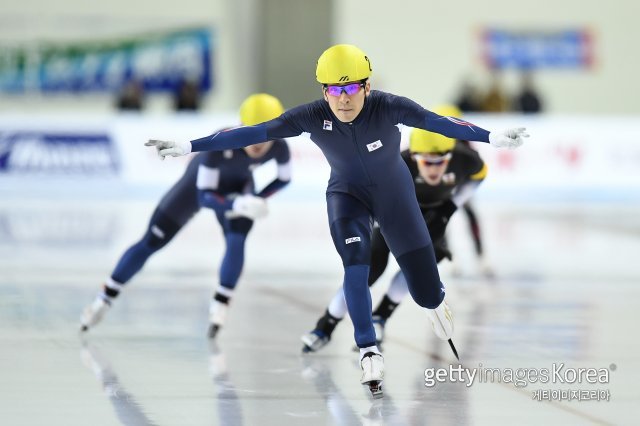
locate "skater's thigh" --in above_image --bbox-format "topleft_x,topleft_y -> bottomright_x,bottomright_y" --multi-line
368,226 -> 391,285
377,203 -> 430,258
145,208 -> 183,249
214,210 -> 254,235
326,192 -> 372,266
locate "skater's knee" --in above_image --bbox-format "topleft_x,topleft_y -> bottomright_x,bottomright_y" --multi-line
144,212 -> 180,250
331,218 -> 371,266
227,217 -> 253,234
142,226 -> 172,250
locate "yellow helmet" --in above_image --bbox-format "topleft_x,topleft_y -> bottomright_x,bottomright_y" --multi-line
239,94 -> 284,126
316,44 -> 372,84
433,104 -> 462,119
410,128 -> 456,154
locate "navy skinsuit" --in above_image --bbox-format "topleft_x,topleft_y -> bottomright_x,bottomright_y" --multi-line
111,140 -> 290,288
197,140 -> 290,290
191,90 -> 491,347
197,140 -> 291,228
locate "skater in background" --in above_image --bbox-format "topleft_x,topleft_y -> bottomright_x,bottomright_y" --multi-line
301,113 -> 487,352
300,357 -> 403,423
80,94 -> 291,337
438,105 -> 494,277
454,194 -> 494,277
145,44 -> 527,396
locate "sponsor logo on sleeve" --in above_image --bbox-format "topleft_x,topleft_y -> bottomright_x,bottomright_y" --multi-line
443,116 -> 476,132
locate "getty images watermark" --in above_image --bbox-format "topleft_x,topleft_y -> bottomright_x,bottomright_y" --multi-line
424,363 -> 615,402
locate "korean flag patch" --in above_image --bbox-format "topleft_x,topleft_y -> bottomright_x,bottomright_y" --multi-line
366,140 -> 383,152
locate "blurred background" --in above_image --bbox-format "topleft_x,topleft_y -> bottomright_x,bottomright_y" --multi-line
1,1 -> 639,425
1,0 -> 638,197
1,0 -> 638,113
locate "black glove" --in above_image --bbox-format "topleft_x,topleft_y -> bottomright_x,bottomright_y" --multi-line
424,200 -> 457,241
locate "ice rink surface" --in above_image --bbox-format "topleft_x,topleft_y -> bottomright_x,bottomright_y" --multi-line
1,189 -> 638,425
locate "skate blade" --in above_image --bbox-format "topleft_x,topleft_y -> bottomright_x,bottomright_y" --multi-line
365,381 -> 383,399
448,339 -> 460,361
80,325 -> 89,332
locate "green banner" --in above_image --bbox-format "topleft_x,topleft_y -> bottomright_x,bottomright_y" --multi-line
0,27 -> 213,93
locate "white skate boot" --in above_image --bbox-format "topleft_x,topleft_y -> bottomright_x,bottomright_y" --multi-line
360,352 -> 384,398
301,331 -> 330,353
207,341 -> 227,379
427,300 -> 454,340
208,300 -> 228,338
427,300 -> 459,360
80,297 -> 111,332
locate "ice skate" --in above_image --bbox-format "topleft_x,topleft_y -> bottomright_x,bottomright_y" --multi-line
208,301 -> 228,339
80,297 -> 111,332
427,300 -> 453,340
360,352 -> 384,399
301,330 -> 330,353
207,341 -> 227,378
427,300 -> 459,360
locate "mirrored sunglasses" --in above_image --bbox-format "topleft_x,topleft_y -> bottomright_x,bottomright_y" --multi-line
413,152 -> 452,166
325,82 -> 364,97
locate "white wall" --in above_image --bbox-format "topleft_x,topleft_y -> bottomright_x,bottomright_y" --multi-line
334,0 -> 640,113
0,0 -> 260,114
1,0 -> 640,113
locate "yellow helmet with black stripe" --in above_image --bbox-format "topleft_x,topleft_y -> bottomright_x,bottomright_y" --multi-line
409,104 -> 464,154
410,129 -> 456,154
239,94 -> 284,126
316,44 -> 372,84
433,104 -> 462,119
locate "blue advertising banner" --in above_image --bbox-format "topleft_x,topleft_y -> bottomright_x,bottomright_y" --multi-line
0,27 -> 213,93
481,29 -> 594,70
0,132 -> 119,174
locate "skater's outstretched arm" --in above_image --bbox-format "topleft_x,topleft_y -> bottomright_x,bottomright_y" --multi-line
146,109 -> 305,159
387,94 -> 528,148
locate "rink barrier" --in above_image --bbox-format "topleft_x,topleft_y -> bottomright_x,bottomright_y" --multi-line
1,113 -> 639,203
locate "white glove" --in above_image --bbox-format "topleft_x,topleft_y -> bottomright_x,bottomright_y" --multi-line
488,127 -> 529,149
145,139 -> 192,160
225,194 -> 268,220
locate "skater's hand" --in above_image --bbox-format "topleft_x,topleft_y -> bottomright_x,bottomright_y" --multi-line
225,194 -> 268,220
424,200 -> 457,241
145,139 -> 192,160
489,127 -> 529,149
